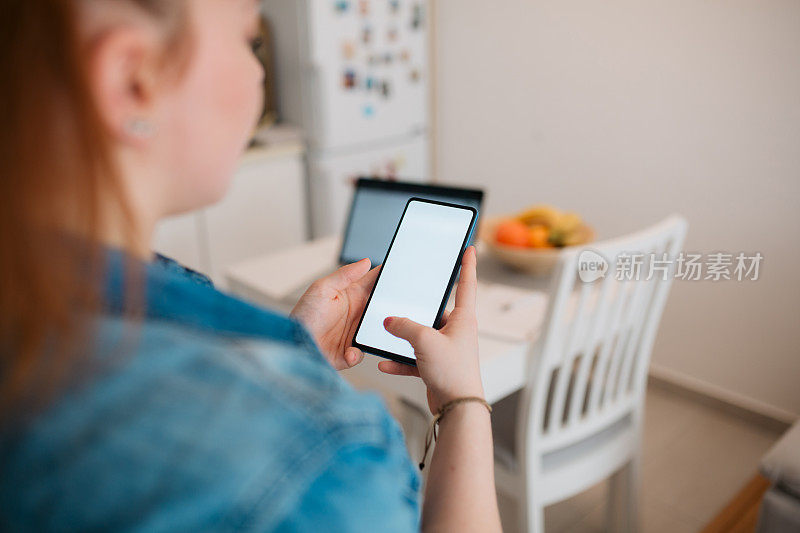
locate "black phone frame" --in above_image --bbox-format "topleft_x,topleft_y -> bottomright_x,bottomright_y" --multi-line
351,197 -> 478,367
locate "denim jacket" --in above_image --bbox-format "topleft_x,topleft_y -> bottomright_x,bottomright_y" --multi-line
1,248 -> 420,532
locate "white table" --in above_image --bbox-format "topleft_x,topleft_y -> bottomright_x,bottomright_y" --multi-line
226,236 -> 553,407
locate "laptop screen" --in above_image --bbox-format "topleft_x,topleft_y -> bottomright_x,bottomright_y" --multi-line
339,179 -> 484,266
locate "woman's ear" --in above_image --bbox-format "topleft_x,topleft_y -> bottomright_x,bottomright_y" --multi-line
86,24 -> 163,146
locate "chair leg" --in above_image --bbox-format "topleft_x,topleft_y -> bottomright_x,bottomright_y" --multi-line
607,453 -> 641,533
521,494 -> 545,533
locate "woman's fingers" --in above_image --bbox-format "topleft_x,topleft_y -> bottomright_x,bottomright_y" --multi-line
454,246 -> 477,313
378,360 -> 421,377
344,346 -> 364,368
439,309 -> 451,327
326,258 -> 371,290
383,316 -> 429,345
355,264 -> 381,294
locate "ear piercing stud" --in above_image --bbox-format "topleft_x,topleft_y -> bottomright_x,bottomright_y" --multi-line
125,118 -> 155,138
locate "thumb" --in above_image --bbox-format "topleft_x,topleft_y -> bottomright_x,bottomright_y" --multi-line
383,316 -> 430,346
326,258 -> 371,289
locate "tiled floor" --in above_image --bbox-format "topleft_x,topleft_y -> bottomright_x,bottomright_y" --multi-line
495,383 -> 784,532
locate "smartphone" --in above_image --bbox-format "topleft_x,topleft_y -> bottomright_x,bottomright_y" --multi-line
352,198 -> 478,366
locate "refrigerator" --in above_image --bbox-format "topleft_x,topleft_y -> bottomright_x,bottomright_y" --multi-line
263,0 -> 431,237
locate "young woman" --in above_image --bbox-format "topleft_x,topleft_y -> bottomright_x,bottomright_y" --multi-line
0,1 -> 501,531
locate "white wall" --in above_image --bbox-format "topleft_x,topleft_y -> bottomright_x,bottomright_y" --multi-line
434,0 -> 800,419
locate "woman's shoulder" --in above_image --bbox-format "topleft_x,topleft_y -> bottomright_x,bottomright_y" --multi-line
87,313 -> 402,458
105,313 -> 395,434
3,315 -> 415,531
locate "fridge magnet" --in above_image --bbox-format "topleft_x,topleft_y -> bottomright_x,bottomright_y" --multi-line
389,0 -> 401,14
383,52 -> 393,64
343,69 -> 357,89
334,0 -> 350,14
409,68 -> 421,83
400,49 -> 410,62
362,26 -> 372,44
411,3 -> 424,30
365,76 -> 376,90
387,26 -> 398,42
342,41 -> 356,60
359,0 -> 370,16
381,80 -> 392,98
362,104 -> 375,118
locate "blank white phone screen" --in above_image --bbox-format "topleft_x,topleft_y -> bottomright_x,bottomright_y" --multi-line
355,201 -> 474,360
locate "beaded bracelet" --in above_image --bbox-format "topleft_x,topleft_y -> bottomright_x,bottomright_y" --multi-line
419,396 -> 492,470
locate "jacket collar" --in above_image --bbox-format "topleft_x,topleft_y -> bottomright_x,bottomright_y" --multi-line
102,246 -> 315,348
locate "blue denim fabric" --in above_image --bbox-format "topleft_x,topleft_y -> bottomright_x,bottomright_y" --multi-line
0,248 -> 420,532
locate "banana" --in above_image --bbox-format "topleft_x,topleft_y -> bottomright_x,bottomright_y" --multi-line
516,205 -> 561,228
553,212 -> 583,234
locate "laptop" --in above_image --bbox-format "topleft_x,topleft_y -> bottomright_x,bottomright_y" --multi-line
339,178 -> 484,266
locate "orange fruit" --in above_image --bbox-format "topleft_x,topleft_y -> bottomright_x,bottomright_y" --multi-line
528,224 -> 551,248
495,219 -> 530,247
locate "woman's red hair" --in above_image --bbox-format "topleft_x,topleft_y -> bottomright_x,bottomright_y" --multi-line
0,0 -> 181,415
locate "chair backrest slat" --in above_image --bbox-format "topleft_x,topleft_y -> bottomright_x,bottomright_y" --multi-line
547,279 -> 593,430
603,261 -> 652,407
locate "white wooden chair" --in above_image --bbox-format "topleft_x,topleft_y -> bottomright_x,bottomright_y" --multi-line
492,215 -> 688,532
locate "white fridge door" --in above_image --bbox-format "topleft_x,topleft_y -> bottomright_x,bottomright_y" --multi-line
306,0 -> 429,152
308,134 -> 430,238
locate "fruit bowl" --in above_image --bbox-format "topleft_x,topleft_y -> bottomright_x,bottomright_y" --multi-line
479,206 -> 594,276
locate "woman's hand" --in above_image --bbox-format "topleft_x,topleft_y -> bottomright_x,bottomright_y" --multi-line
378,246 -> 483,413
290,259 -> 380,370
378,247 -> 502,532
